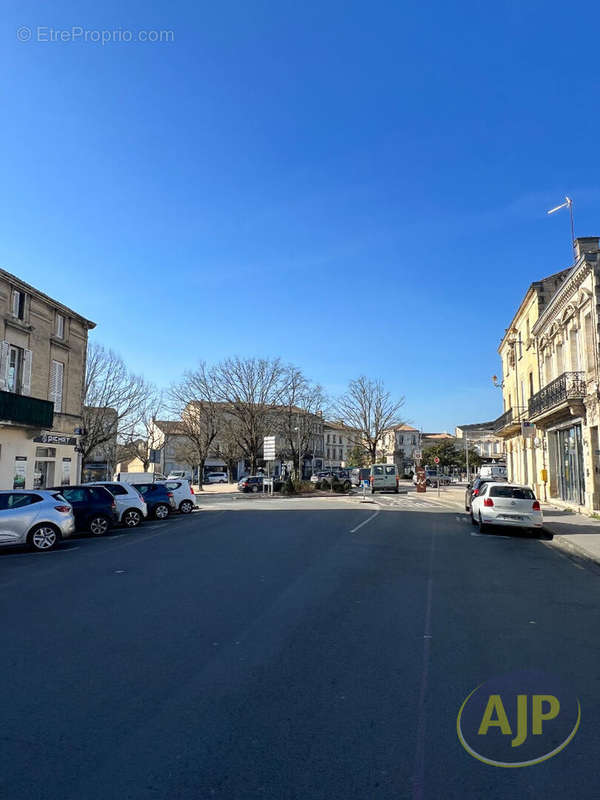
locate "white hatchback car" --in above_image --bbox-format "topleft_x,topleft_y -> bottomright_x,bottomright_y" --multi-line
161,480 -> 197,514
86,481 -> 148,528
470,482 -> 543,533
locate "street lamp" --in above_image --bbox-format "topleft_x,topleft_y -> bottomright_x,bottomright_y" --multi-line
294,425 -> 301,482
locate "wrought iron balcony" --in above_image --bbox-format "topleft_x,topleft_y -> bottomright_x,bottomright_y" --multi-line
493,408 -> 514,433
528,372 -> 586,419
0,390 -> 54,428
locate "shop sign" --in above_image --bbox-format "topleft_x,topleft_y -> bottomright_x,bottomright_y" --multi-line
33,434 -> 78,446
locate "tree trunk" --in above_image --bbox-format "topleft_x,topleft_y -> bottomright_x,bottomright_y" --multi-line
197,458 -> 205,490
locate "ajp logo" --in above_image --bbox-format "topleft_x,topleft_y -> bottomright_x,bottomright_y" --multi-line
457,670 -> 580,767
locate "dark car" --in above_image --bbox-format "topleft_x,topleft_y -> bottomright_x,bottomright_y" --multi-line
48,485 -> 118,536
465,475 -> 507,512
134,483 -> 176,519
238,476 -> 264,493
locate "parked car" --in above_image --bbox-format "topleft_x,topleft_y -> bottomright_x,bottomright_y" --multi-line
0,490 -> 75,551
413,469 -> 451,487
470,482 -> 543,533
167,470 -> 191,481
84,481 -> 148,528
134,483 -> 177,519
48,485 -> 118,536
352,467 -> 371,487
369,463 -> 400,493
313,471 -> 352,491
238,476 -> 264,493
160,480 -> 197,514
465,475 -> 508,512
205,472 -> 228,484
113,472 -> 167,484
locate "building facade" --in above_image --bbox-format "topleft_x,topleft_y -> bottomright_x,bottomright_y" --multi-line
528,238 -> 600,511
455,422 -> 505,462
323,421 -> 361,468
381,424 -> 420,473
494,267 -> 570,499
0,269 -> 95,489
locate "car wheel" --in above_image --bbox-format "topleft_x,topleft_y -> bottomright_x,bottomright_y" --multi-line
394,487 -> 399,494
219,480 -> 226,484
154,503 -> 170,520
28,524 -> 59,551
179,500 -> 194,514
123,508 -> 142,528
478,513 -> 488,534
251,484 -> 259,493
343,481 -> 351,491
89,515 -> 110,536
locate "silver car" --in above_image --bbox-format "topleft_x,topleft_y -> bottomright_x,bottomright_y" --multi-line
0,489 -> 75,551
85,481 -> 148,527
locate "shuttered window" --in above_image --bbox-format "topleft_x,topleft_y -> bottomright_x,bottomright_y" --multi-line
49,360 -> 64,413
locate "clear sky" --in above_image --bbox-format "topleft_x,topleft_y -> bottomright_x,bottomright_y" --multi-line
3,1 -> 600,431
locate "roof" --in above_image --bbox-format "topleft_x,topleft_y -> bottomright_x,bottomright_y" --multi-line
456,421 -> 497,432
323,420 -> 361,433
383,423 -> 419,432
0,267 -> 96,329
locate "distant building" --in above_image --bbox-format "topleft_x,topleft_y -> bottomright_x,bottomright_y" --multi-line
323,420 -> 362,468
455,422 -> 505,463
381,423 -> 420,473
0,268 -> 95,489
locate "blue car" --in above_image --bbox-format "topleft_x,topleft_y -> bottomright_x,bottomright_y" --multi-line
48,484 -> 118,536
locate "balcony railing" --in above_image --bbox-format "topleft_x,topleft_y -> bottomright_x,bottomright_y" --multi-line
0,390 -> 54,428
493,408 -> 514,433
528,371 -> 586,418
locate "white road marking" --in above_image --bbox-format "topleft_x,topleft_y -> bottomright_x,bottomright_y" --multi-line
349,510 -> 380,533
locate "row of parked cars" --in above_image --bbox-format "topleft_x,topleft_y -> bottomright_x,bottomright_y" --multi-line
0,478 -> 198,553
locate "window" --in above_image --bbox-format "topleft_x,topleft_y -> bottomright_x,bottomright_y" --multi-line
398,435 -> 404,444
327,448 -> 330,459
326,434 -> 330,443
528,372 -> 534,399
412,436 -> 416,445
374,466 -> 384,475
49,360 -> 64,412
384,466 -> 396,475
35,447 -> 56,458
55,313 -> 65,339
338,436 -> 342,444
585,314 -> 595,371
100,483 -> 127,496
61,487 -> 87,503
11,290 -> 26,320
490,486 -> 535,500
88,487 -> 111,502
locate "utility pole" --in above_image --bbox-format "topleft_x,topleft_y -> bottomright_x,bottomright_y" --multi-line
465,432 -> 469,484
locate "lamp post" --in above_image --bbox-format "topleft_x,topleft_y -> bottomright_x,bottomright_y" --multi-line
294,425 -> 301,482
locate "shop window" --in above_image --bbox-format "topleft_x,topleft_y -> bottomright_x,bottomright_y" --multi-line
35,447 -> 57,458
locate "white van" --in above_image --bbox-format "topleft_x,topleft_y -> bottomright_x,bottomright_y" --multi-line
369,463 -> 400,493
113,472 -> 167,484
478,465 -> 508,481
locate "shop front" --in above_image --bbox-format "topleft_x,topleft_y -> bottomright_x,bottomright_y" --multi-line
0,428 -> 80,490
548,421 -> 586,506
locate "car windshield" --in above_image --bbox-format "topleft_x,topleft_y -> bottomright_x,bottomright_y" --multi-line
490,486 -> 536,500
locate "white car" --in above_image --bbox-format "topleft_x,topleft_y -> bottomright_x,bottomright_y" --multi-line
85,481 -> 148,528
205,472 -> 228,484
161,480 -> 197,514
470,482 -> 543,533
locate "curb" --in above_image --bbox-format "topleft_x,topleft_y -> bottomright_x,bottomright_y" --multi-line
543,530 -> 600,571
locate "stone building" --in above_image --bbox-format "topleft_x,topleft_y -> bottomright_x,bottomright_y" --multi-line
528,238 -> 600,510
381,423 -> 420,473
0,269 -> 95,489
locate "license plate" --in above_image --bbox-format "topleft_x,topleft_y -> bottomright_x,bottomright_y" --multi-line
501,514 -> 523,520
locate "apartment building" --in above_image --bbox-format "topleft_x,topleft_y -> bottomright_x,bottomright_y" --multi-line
493,266 -> 571,498
381,423 -> 420,472
455,422 -> 505,462
528,238 -> 600,511
0,269 -> 95,489
323,420 -> 361,467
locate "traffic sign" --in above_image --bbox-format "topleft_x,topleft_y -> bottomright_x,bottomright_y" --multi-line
263,435 -> 276,460
434,456 -> 440,464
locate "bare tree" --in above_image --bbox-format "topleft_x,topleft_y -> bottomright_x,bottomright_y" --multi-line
169,363 -> 220,490
275,367 -> 327,479
213,416 -> 245,481
119,392 -> 165,472
212,356 -> 290,473
335,376 -> 405,464
80,343 -> 155,477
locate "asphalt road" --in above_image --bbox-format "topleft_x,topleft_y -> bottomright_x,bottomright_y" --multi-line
1,497 -> 599,800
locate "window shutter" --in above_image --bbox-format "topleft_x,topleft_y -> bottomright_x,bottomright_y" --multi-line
22,349 -> 32,395
50,360 -> 64,413
0,341 -> 9,390
11,291 -> 18,317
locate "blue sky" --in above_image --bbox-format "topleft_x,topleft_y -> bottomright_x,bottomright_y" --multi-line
3,0 -> 600,430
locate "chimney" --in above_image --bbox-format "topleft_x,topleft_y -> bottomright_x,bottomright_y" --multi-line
574,237 -> 599,260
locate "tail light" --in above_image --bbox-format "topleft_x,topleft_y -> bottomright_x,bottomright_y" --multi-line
532,500 -> 541,511
242,482 -> 248,488
137,491 -> 144,502
483,498 -> 494,507
112,501 -> 117,511
190,484 -> 195,496
54,505 -> 71,513
167,491 -> 174,498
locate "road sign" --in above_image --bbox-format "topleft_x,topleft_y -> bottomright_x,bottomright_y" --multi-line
434,456 -> 440,464
263,435 -> 276,460
414,450 -> 422,460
